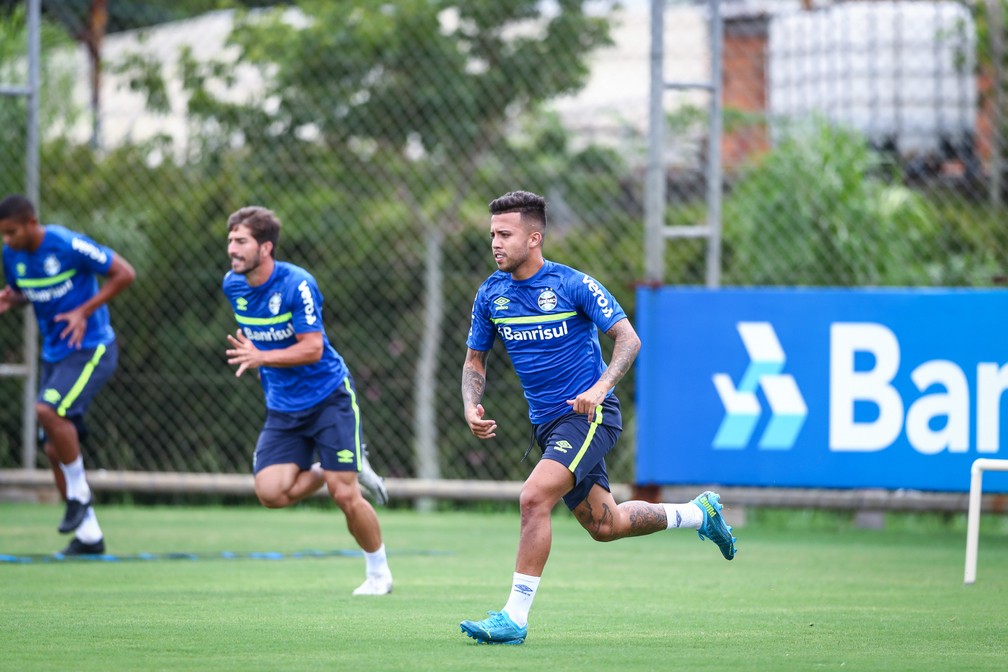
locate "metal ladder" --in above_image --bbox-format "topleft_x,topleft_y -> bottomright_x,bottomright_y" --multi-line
643,0 -> 724,287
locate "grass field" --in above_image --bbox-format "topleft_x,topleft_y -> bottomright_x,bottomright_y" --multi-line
2,501 -> 1007,672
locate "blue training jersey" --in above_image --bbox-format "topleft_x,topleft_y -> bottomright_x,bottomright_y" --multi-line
222,261 -> 348,413
466,259 -> 627,424
2,224 -> 116,362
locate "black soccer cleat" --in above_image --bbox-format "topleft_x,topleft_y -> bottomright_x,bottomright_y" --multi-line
59,537 -> 105,556
58,497 -> 92,534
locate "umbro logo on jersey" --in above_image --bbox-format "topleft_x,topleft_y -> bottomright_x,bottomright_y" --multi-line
493,297 -> 510,310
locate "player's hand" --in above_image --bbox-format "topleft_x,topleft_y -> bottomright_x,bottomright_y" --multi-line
0,287 -> 21,314
226,329 -> 261,377
465,403 -> 497,440
54,307 -> 89,349
566,384 -> 607,422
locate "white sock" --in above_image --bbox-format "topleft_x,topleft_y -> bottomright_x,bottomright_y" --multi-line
502,572 -> 540,628
75,507 -> 103,544
363,543 -> 391,579
662,502 -> 704,530
59,456 -> 92,502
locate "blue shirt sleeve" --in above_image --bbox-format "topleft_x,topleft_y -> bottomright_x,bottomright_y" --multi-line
569,272 -> 627,333
65,230 -> 115,276
287,269 -> 325,334
466,284 -> 495,351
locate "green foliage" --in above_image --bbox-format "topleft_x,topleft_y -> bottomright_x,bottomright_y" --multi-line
5,1 -> 1003,487
1,2 -> 638,484
723,119 -> 945,286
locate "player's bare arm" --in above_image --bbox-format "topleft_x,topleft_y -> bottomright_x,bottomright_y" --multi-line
226,330 -> 324,378
599,318 -> 641,387
462,348 -> 497,439
566,317 -> 641,420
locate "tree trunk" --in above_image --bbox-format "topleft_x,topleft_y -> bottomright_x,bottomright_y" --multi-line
412,221 -> 444,511
86,0 -> 108,148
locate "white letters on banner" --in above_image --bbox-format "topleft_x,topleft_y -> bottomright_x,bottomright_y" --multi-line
829,322 -> 1008,455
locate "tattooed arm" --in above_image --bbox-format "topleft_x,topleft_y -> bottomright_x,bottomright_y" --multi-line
565,317 -> 641,421
462,348 -> 497,439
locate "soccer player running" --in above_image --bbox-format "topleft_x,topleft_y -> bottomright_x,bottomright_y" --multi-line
0,194 -> 136,556
459,190 -> 736,645
222,206 -> 393,595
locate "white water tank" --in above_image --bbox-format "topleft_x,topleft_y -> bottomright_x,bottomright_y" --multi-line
768,1 -> 977,157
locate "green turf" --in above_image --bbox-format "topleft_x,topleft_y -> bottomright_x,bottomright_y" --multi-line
2,502 -> 1007,671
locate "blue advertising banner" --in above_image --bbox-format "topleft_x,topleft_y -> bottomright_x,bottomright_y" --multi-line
635,287 -> 1008,492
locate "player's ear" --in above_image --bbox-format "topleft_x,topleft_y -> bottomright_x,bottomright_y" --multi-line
529,230 -> 542,249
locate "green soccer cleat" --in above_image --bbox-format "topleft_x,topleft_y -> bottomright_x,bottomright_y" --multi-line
460,611 -> 527,645
692,491 -> 737,560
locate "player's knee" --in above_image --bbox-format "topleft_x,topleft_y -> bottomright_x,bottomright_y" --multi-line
35,402 -> 58,424
518,484 -> 554,513
328,484 -> 364,512
574,502 -> 621,542
254,486 -> 288,508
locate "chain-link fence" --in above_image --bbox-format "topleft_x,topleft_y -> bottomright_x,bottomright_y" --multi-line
1,0 -> 1006,491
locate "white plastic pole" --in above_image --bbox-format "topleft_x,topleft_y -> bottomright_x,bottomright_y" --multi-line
964,458 -> 1008,584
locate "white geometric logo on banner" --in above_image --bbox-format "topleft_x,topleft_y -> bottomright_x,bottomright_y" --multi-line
712,322 -> 808,450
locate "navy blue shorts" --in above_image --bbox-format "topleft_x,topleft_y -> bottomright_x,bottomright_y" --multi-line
253,374 -> 365,475
534,394 -> 623,511
38,341 -> 118,422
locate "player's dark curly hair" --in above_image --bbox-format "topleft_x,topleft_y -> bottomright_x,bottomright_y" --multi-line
488,190 -> 547,231
227,206 -> 281,258
0,195 -> 36,222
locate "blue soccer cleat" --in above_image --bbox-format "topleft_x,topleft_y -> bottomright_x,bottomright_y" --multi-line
692,491 -> 737,560
460,611 -> 527,645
